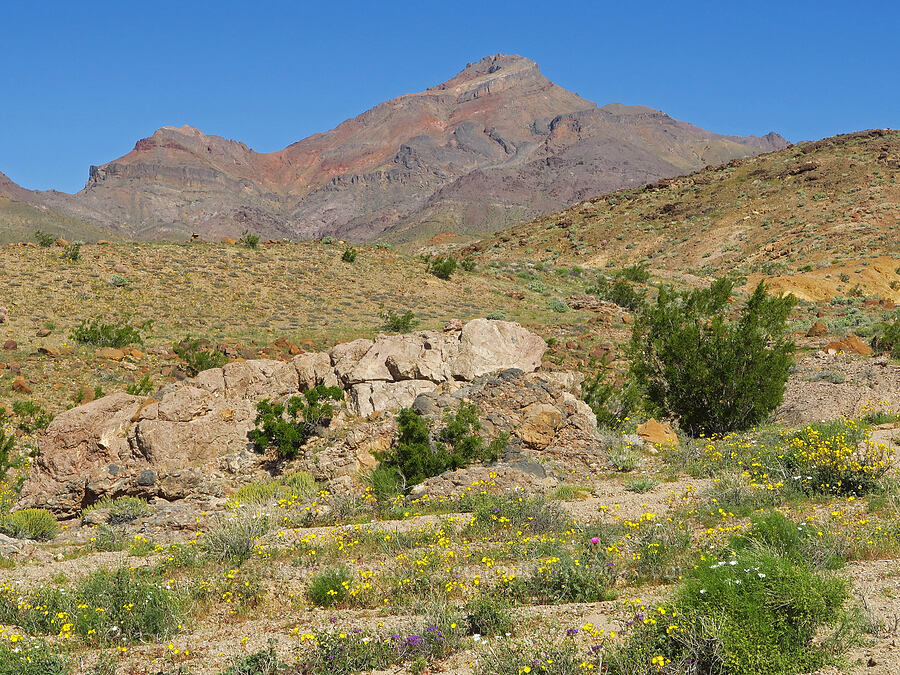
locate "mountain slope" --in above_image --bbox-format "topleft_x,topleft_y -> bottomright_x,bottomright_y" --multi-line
472,128 -> 900,301
5,54 -> 786,242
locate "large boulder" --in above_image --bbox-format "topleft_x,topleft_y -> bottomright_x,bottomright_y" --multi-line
452,319 -> 546,380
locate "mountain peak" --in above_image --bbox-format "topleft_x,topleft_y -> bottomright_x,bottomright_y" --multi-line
429,54 -> 544,93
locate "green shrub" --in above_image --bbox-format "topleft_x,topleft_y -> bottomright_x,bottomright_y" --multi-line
71,319 -> 147,347
247,385 -> 343,460
463,494 -> 567,534
583,367 -> 639,430
202,513 -> 271,565
610,544 -> 852,675
736,511 -> 845,571
239,229 -> 260,248
0,638 -> 69,675
126,373 -> 155,396
547,298 -> 568,313
222,640 -> 284,675
33,230 -> 55,247
0,426 -> 15,483
629,278 -> 796,436
465,594 -> 514,636
307,566 -> 354,607
519,547 -> 615,604
173,337 -> 228,376
341,247 -> 358,263
587,275 -> 646,311
460,256 -> 476,272
624,478 -> 658,493
62,243 -> 81,261
11,400 -> 53,433
377,405 -> 505,488
107,496 -> 151,524
90,524 -> 126,552
871,318 -> 900,358
1,508 -> 58,540
380,309 -> 418,333
428,256 -> 457,280
365,464 -> 405,501
615,263 -> 651,283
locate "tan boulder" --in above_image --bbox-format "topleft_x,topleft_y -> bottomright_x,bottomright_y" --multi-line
38,345 -> 61,357
519,403 -> 564,449
17,393 -> 143,516
636,418 -> 679,446
96,347 -> 126,361
330,339 -> 374,384
451,319 -> 546,380
292,352 -> 338,389
824,335 -> 873,356
221,237 -> 237,245
348,380 -> 435,417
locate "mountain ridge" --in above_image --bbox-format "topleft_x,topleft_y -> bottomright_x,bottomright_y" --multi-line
2,54 -> 786,242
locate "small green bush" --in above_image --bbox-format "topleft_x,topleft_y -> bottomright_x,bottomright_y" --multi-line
465,594 -> 514,636
1,508 -> 59,540
247,385 -> 343,460
62,243 -> 81,261
239,229 -> 260,248
547,299 -> 568,313
34,230 -> 55,247
71,319 -> 147,347
376,406 -> 505,488
380,309 -> 418,333
428,256 -> 457,280
460,256 -> 476,272
173,337 -> 228,376
202,513 -> 271,565
307,566 -> 354,607
222,640 -> 284,675
463,494 -> 567,534
624,478 -> 658,493
587,275 -> 646,311
519,547 -> 615,604
12,400 -> 53,433
126,373 -> 155,396
0,638 -> 69,675
629,278 -> 796,436
365,464 -> 405,501
341,247 -> 358,263
108,496 -> 151,524
871,318 -> 900,358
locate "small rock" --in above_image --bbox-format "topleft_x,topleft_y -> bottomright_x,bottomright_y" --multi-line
221,237 -> 237,245
129,349 -> 145,359
38,345 -> 61,357
636,418 -> 679,446
36,328 -> 52,337
2,340 -> 16,351
806,321 -> 827,337
443,319 -> 463,332
12,375 -> 31,393
55,237 -> 70,247
75,385 -> 95,404
96,347 -> 126,361
113,264 -> 129,274
137,470 -> 156,487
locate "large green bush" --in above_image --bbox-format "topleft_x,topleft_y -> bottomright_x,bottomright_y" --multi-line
871,317 -> 900,358
629,278 -> 796,435
376,405 -> 505,488
173,337 -> 229,376
247,385 -> 343,460
1,508 -> 59,541
427,256 -> 457,280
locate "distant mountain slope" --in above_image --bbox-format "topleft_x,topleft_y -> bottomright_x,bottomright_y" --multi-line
472,129 -> 900,301
3,54 -> 785,242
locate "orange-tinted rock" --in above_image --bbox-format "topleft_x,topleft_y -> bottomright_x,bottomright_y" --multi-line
806,321 -> 828,337
12,376 -> 31,393
130,349 -> 145,359
2,340 -> 16,351
221,237 -> 237,245
37,345 -> 61,357
96,347 -> 126,361
636,418 -> 679,446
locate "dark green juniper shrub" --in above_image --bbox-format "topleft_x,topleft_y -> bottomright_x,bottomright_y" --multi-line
239,229 -> 260,248
870,317 -> 900,358
173,336 -> 229,376
248,385 -> 343,460
71,319 -> 149,348
460,255 -> 476,272
629,278 -> 796,436
587,275 -> 646,311
341,246 -> 358,263
33,230 -> 55,247
583,365 -> 640,430
376,405 -> 505,488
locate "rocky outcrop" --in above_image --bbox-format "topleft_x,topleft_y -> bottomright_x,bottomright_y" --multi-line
18,320 -> 555,515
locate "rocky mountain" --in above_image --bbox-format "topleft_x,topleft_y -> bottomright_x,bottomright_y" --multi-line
3,54 -> 786,242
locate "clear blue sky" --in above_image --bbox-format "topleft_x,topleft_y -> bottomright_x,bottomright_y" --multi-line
2,0 -> 897,193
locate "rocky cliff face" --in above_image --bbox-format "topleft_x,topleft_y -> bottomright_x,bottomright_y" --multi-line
6,54 -> 788,242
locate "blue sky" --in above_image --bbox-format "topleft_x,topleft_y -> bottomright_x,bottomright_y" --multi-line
2,0 -> 897,193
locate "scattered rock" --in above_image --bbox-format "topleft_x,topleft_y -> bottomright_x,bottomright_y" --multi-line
36,328 -> 52,337
12,375 -> 31,393
221,237 -> 237,245
96,347 -> 126,360
0,306 -> 6,323
0,532 -> 36,560
636,418 -> 679,446
806,321 -> 828,337
38,345 -> 61,357
3,339 -> 17,351
55,237 -> 70,247
113,264 -> 129,274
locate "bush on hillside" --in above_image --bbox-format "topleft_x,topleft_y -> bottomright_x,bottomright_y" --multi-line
376,405 -> 505,488
0,508 -> 59,541
870,317 -> 900,358
173,337 -> 228,376
629,278 -> 796,435
380,309 -> 418,333
247,385 -> 343,460
33,230 -> 55,247
71,319 -> 148,348
341,247 -> 358,263
11,400 -> 53,434
427,256 -> 457,280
